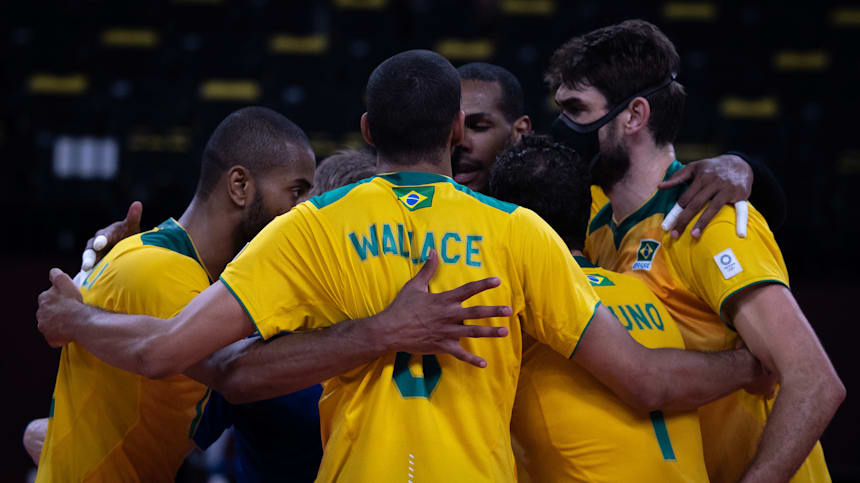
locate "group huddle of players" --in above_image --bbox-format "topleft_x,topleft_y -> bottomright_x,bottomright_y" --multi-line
30,19 -> 843,483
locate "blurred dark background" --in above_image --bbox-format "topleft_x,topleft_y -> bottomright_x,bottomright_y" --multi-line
2,0 -> 858,481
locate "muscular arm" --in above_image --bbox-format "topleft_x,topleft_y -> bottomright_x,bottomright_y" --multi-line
572,305 -> 766,412
725,284 -> 845,482
39,251 -> 510,385
185,252 -> 510,403
185,322 -> 387,404
39,278 -> 256,379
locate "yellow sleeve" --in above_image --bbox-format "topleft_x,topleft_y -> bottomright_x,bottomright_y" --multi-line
82,247 -> 210,318
670,204 -> 789,323
512,208 -> 602,358
219,204 -> 343,339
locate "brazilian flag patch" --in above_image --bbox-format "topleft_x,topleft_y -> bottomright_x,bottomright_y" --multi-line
587,273 -> 615,286
394,186 -> 435,211
632,239 -> 661,271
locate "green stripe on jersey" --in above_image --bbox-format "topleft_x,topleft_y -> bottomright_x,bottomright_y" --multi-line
141,219 -> 200,262
588,160 -> 687,248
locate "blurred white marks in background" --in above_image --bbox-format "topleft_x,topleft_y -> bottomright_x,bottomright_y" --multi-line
52,136 -> 119,180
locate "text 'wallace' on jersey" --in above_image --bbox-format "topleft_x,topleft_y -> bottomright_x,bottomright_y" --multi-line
348,223 -> 483,267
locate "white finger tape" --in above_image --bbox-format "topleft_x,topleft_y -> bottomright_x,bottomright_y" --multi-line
72,270 -> 91,288
735,201 -> 748,238
93,235 -> 108,251
662,203 -> 684,231
82,249 -> 96,271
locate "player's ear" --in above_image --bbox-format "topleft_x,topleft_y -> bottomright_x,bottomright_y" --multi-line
226,166 -> 253,208
450,110 -> 465,147
360,113 -> 375,147
511,115 -> 532,143
624,97 -> 651,135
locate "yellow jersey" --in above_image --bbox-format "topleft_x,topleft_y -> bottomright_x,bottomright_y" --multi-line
37,219 -> 212,483
585,161 -> 830,483
511,256 -> 708,482
583,185 -> 609,258
219,171 -> 601,483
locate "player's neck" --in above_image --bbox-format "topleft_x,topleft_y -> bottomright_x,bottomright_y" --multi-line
570,249 -> 585,258
177,198 -> 238,280
376,151 -> 453,177
606,143 -> 675,223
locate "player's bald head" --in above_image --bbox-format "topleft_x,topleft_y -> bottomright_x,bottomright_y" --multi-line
365,50 -> 461,163
196,106 -> 311,200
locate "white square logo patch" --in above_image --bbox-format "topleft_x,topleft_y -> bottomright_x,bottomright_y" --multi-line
713,248 -> 743,280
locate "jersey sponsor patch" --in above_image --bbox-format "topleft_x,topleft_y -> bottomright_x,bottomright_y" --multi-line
587,274 -> 615,286
632,239 -> 661,271
394,186 -> 434,211
713,247 -> 743,280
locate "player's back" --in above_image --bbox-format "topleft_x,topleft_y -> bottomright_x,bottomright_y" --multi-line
512,260 -> 708,482
38,219 -> 211,483
220,172 -> 599,482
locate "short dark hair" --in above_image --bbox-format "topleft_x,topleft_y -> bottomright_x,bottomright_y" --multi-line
457,62 -> 525,122
365,50 -> 461,163
197,106 -> 310,199
308,149 -> 377,197
546,19 -> 686,146
489,134 -> 591,251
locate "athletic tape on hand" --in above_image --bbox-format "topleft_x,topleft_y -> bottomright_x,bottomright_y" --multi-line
72,270 -> 91,288
735,201 -> 748,238
93,235 -> 108,251
661,203 -> 684,231
82,249 -> 96,271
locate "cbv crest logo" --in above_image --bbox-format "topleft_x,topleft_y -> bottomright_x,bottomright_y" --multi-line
393,186 -> 435,211
632,239 -> 661,271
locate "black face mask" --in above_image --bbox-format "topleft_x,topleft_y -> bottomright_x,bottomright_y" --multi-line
551,74 -> 677,169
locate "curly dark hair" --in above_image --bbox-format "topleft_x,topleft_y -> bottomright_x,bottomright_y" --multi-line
546,19 -> 686,146
489,134 -> 591,251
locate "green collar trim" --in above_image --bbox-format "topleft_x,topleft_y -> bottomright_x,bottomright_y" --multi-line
378,171 -> 452,186
382,171 -> 518,214
588,203 -> 613,235
588,160 -> 686,248
309,176 -> 376,209
311,171 -> 518,214
574,255 -> 598,268
140,218 -> 211,282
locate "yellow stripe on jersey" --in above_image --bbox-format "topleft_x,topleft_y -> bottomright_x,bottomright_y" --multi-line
583,184 -> 609,260
584,161 -> 831,483
37,219 -> 211,483
220,171 -> 601,482
512,257 -> 708,482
